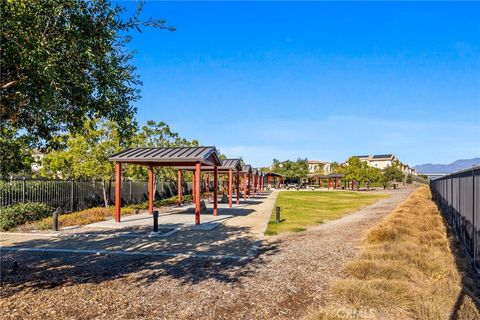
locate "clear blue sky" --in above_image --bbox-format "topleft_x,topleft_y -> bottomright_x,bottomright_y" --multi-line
119,1 -> 480,167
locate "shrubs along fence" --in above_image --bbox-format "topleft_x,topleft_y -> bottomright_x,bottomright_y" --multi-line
430,166 -> 479,275
0,202 -> 53,231
0,178 -> 202,214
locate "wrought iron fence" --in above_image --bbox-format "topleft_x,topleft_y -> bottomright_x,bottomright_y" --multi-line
430,166 -> 479,274
0,178 -> 200,213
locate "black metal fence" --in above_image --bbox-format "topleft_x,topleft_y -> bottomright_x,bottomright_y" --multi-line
0,178 -> 200,213
430,166 -> 479,274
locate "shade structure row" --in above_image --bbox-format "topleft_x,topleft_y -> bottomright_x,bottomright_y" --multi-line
108,147 -> 273,225
308,173 -> 345,189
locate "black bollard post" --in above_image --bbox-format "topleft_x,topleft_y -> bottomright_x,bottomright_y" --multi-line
52,207 -> 61,231
276,206 -> 280,224
153,210 -> 159,232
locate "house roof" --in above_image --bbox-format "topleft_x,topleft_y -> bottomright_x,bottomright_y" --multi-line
252,168 -> 259,175
353,155 -> 370,159
308,160 -> 329,164
372,154 -> 394,160
109,147 -> 222,166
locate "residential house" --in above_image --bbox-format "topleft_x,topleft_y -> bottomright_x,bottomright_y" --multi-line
351,154 -> 418,175
307,160 -> 331,174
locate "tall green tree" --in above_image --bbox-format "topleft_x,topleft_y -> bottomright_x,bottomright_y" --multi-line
1,0 -> 173,176
0,125 -> 34,177
40,119 -> 126,207
41,119 -> 199,206
364,166 -> 382,189
344,157 -> 366,188
381,164 -> 405,189
270,158 -> 308,183
127,121 -> 199,196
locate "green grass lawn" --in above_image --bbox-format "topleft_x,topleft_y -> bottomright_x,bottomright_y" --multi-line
265,190 -> 388,235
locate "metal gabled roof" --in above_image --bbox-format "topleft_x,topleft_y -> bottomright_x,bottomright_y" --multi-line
109,147 -> 221,166
252,168 -> 259,175
220,159 -> 243,171
241,164 -> 252,174
265,172 -> 284,178
174,158 -> 242,172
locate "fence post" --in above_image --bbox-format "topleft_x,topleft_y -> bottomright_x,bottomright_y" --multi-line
473,167 -> 476,271
22,178 -> 26,203
70,180 -> 74,213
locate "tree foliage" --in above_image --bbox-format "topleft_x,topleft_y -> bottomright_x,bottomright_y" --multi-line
0,126 -> 34,177
40,119 -> 198,206
381,163 -> 405,189
126,120 -> 199,182
1,0 -> 173,176
344,157 -> 382,189
40,119 -> 124,206
270,158 -> 308,183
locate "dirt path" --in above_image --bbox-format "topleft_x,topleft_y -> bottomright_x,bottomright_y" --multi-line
0,186 -> 415,320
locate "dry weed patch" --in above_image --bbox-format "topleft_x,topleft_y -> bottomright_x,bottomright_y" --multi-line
314,185 -> 480,319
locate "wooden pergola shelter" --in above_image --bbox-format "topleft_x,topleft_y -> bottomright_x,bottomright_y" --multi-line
240,164 -> 253,200
259,171 -> 265,192
251,168 -> 259,196
308,173 -> 345,189
175,159 -> 243,209
265,172 -> 284,187
108,146 -> 222,225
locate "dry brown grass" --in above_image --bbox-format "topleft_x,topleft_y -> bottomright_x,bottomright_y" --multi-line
313,185 -> 480,320
18,207 -> 134,231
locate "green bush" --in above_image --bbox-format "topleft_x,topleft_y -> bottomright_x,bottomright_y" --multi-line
0,202 -> 53,231
406,174 -> 413,184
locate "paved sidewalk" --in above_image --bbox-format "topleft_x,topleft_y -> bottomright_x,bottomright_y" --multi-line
0,191 -> 280,258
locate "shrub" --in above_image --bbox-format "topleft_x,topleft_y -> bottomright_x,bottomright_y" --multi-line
0,202 -> 53,231
406,174 -> 413,184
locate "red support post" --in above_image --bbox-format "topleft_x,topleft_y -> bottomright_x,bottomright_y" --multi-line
115,162 -> 121,222
236,170 -> 240,204
327,178 -> 330,190
228,169 -> 233,208
252,175 -> 256,197
177,169 -> 182,207
213,165 -> 218,215
248,174 -> 251,198
243,173 -> 247,201
148,165 -> 154,214
195,162 -> 201,224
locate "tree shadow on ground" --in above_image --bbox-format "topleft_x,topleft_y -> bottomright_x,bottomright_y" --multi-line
0,216 -> 281,298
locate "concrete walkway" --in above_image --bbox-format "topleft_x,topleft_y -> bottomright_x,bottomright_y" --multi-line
0,191 -> 280,258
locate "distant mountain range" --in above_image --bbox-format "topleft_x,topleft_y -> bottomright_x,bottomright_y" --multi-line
414,158 -> 480,174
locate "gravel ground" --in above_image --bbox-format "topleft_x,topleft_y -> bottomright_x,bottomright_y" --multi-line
0,186 -> 415,320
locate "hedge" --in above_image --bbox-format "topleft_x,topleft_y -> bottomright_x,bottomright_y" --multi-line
0,202 -> 53,231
